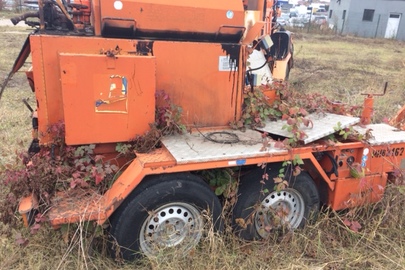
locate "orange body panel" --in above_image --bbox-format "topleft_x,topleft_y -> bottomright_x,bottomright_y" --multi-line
329,173 -> 387,210
309,142 -> 404,210
390,103 -> 405,130
30,35 -> 245,144
272,55 -> 291,80
91,0 -> 101,35
361,95 -> 374,125
93,0 -> 244,38
59,53 -> 156,144
153,41 -> 243,126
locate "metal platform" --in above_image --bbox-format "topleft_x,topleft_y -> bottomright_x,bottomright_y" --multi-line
257,113 -> 360,144
161,129 -> 288,164
353,123 -> 405,146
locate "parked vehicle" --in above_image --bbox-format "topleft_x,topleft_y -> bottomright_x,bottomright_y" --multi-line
314,8 -> 327,15
313,15 -> 328,25
289,11 -> 298,18
2,0 -> 405,262
289,17 -> 306,28
277,13 -> 291,26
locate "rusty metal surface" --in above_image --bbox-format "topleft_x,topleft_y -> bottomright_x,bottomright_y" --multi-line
48,188 -> 106,225
136,148 -> 176,167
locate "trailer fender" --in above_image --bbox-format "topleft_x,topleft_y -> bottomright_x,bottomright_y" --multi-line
101,158 -> 146,223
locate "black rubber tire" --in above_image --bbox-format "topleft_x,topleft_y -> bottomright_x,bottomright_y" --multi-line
232,165 -> 319,240
286,43 -> 294,80
108,173 -> 222,261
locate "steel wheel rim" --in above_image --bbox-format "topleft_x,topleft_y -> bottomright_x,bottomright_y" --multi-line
254,188 -> 305,238
139,202 -> 203,257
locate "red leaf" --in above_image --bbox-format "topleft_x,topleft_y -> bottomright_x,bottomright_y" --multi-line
104,166 -> 113,174
273,177 -> 283,183
299,131 -> 307,140
325,139 -> 336,146
392,169 -> 402,178
302,118 -> 313,128
79,180 -> 90,188
289,107 -> 299,115
72,171 -> 81,179
95,173 -> 104,185
30,223 -> 41,234
15,233 -> 29,247
299,108 -> 308,116
293,166 -> 302,176
70,180 -> 77,189
343,219 -> 351,226
55,166 -> 63,175
35,214 -> 47,223
278,103 -> 287,112
94,155 -> 104,162
287,118 -> 296,125
350,221 -> 362,232
274,141 -> 285,149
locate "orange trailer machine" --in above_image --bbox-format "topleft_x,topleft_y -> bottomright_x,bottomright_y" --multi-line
3,0 -> 405,260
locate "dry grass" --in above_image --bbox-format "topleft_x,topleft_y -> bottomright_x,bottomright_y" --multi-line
290,33 -> 405,122
0,10 -> 16,19
0,28 -> 34,165
4,193 -> 405,270
1,26 -> 405,269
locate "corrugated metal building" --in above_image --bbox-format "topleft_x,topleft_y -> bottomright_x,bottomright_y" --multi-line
328,0 -> 405,40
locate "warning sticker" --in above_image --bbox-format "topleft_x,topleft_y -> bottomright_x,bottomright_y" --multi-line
218,56 -> 238,71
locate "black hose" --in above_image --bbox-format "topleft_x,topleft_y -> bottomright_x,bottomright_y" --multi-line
198,131 -> 240,144
324,152 -> 339,177
246,57 -> 269,92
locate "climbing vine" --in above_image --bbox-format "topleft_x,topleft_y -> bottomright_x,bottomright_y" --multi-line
0,90 -> 186,227
233,80 -> 363,147
115,90 -> 187,155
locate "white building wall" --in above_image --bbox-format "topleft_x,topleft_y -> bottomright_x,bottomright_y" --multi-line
329,0 -> 405,40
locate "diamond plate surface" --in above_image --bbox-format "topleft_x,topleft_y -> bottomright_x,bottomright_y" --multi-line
353,124 -> 405,145
162,129 -> 288,164
257,113 -> 360,144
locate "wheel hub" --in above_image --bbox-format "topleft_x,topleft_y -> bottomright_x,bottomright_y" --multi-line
140,202 -> 203,257
254,188 -> 305,238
